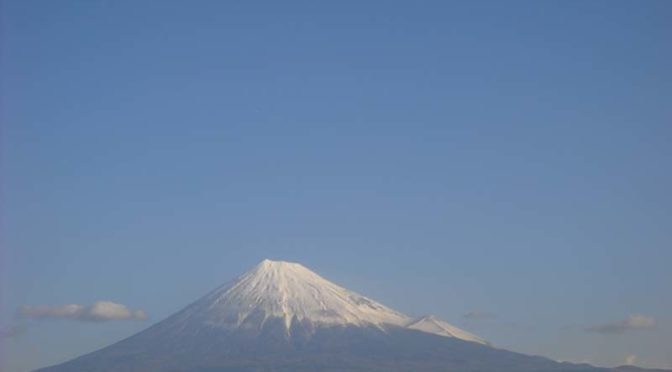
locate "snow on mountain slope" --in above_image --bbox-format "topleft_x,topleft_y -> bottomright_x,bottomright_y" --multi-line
165,259 -> 487,345
406,315 -> 490,345
176,259 -> 410,330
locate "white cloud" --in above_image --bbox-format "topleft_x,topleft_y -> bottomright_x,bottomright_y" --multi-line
19,301 -> 147,322
20,304 -> 84,319
585,314 -> 655,334
86,301 -> 147,321
625,354 -> 638,366
624,315 -> 655,328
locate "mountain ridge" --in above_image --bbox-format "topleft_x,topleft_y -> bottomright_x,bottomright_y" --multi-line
33,259 -> 669,372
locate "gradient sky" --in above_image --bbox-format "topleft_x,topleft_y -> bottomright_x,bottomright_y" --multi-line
2,1 -> 671,371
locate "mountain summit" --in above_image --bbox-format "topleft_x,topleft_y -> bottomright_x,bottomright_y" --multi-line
188,259 -> 410,331
174,259 -> 487,345
35,260 -> 648,372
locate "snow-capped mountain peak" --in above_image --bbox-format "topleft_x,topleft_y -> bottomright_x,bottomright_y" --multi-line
37,260 -> 532,372
182,259 -> 410,331
164,259 -> 488,347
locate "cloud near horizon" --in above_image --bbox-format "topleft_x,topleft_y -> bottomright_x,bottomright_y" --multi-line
19,301 -> 147,322
585,314 -> 655,334
625,354 -> 638,366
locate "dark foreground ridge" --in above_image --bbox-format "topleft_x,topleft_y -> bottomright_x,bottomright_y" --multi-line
33,322 -> 615,372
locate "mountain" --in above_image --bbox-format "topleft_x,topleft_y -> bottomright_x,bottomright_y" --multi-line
34,260 -> 665,372
180,259 -> 411,331
406,314 -> 489,345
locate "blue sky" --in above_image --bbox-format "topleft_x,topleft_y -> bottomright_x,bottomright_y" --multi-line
1,1 -> 671,371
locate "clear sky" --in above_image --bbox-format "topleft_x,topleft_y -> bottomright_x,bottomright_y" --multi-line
1,1 -> 671,371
